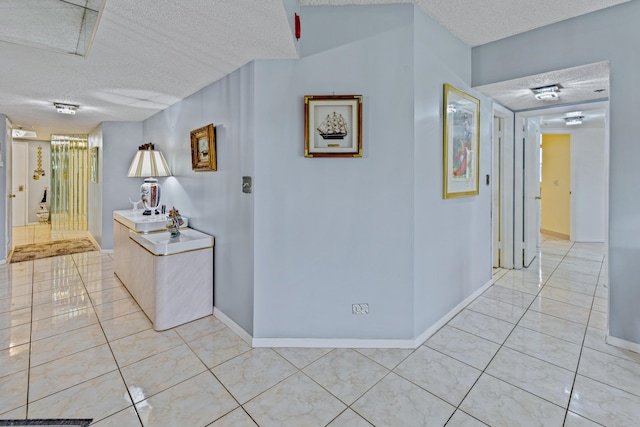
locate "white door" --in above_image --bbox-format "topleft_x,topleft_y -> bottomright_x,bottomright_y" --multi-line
5,119 -> 13,255
523,118 -> 541,267
12,142 -> 27,226
492,116 -> 502,267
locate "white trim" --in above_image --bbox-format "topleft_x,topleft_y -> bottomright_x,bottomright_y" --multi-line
606,334 -> 640,354
252,337 -> 416,349
0,259 -> 5,265
101,249 -> 114,254
412,278 -> 493,347
493,103 -> 514,269
213,307 -> 253,346
240,278 -> 494,350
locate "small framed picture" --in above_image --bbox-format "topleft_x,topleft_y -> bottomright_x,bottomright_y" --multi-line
443,84 -> 480,198
304,95 -> 363,157
191,124 -> 216,171
90,147 -> 98,183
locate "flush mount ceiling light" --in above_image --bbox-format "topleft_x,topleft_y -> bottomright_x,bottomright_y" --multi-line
54,103 -> 79,114
531,84 -> 562,101
0,0 -> 105,57
565,116 -> 585,126
12,128 -> 37,138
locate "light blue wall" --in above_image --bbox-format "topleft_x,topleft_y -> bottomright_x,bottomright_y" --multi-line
142,64 -> 256,335
100,122 -> 144,250
251,4 -> 489,341
253,4 -> 416,340
471,1 -> 637,343
13,3 -> 491,342
88,125 -> 103,247
0,115 -> 6,261
413,10 -> 492,335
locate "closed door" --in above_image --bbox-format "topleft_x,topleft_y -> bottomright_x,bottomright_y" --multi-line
12,142 -> 28,227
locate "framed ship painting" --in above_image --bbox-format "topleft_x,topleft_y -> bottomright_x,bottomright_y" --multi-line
304,95 -> 363,157
190,123 -> 216,171
443,84 -> 480,198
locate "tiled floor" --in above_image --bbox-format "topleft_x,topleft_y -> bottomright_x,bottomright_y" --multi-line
2,230 -> 639,426
12,223 -> 90,246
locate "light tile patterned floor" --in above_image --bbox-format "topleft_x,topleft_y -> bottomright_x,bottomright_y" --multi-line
1,229 -> 639,426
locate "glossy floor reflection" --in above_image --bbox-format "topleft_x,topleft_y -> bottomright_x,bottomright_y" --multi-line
2,232 -> 638,426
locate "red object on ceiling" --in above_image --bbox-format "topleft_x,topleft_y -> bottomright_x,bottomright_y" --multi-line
295,13 -> 300,40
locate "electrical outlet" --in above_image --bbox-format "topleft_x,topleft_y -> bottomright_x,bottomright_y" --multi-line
352,303 -> 369,314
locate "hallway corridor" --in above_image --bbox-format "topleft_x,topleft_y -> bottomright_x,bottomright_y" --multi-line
1,231 -> 637,426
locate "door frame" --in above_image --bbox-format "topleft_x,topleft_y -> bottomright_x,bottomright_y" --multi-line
493,103 -> 515,269
515,100 -> 609,259
12,140 -> 28,227
5,118 -> 13,258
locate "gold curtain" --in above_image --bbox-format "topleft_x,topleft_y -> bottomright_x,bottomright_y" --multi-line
50,135 -> 88,230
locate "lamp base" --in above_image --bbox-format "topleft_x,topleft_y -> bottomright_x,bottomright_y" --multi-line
142,209 -> 160,216
140,178 -> 162,215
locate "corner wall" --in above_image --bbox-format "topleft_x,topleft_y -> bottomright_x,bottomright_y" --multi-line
472,1 -> 637,343
413,8 -> 492,336
252,4 -> 490,343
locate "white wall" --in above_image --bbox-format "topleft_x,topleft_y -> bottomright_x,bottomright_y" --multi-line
472,1 -> 638,343
542,127 -> 606,242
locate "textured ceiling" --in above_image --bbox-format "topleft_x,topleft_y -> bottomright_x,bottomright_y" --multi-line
2,0 -> 625,140
2,0 -> 297,139
474,61 -> 610,112
300,0 -> 630,46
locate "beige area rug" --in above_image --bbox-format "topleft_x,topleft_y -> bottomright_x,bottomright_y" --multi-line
9,238 -> 98,263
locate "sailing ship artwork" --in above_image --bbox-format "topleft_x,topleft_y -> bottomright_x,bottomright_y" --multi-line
304,95 -> 363,158
317,111 -> 348,140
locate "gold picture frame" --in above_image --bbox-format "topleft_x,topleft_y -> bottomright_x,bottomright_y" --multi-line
190,124 -> 216,171
90,147 -> 98,183
443,84 -> 480,198
304,95 -> 363,158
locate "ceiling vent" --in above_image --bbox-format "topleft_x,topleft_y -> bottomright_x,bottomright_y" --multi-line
531,84 -> 562,101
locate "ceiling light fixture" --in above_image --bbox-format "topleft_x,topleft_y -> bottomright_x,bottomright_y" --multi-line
12,129 -> 37,138
531,84 -> 561,101
565,116 -> 584,126
54,103 -> 79,115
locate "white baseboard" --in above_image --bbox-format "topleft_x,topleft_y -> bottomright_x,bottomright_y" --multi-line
412,277 -> 494,347
252,337 -> 416,349
606,334 -> 640,354
101,249 -> 114,254
213,307 -> 253,346
217,277 -> 494,350
0,259 -> 5,266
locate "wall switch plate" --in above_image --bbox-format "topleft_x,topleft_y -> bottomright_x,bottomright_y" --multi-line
242,176 -> 252,193
352,303 -> 369,314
